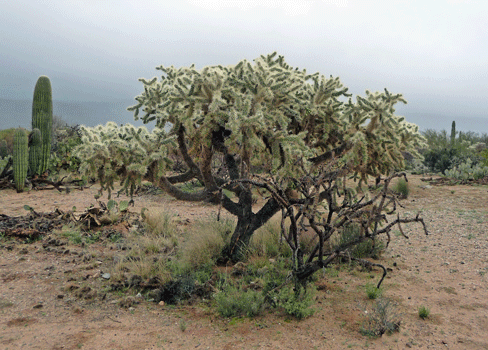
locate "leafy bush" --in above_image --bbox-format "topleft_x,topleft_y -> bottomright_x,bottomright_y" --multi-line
276,286 -> 316,319
49,125 -> 82,174
421,128 -> 488,174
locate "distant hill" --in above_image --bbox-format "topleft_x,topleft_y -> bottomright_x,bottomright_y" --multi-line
0,98 -> 145,130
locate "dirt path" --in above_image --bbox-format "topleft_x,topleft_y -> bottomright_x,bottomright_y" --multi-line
1,176 -> 488,349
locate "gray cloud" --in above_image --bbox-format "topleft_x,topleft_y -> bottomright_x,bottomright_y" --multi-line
1,0 -> 487,132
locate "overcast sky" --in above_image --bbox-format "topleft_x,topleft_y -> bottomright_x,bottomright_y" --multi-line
1,0 -> 487,132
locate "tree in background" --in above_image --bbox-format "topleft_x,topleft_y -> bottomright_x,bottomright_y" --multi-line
76,53 -> 426,268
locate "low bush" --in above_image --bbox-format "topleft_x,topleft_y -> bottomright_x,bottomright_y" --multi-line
360,298 -> 401,337
392,178 -> 409,198
214,283 -> 264,318
276,286 -> 316,319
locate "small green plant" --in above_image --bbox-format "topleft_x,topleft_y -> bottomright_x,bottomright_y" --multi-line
360,298 -> 401,337
276,286 -> 316,319
179,319 -> 187,332
365,283 -> 383,300
392,178 -> 409,198
214,284 -> 264,318
418,305 -> 430,319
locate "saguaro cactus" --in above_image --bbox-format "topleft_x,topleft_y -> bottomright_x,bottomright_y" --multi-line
28,128 -> 42,176
32,76 -> 53,175
450,120 -> 456,146
13,128 -> 29,192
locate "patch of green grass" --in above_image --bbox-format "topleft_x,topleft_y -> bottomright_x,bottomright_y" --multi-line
365,283 -> 382,300
58,225 -> 101,245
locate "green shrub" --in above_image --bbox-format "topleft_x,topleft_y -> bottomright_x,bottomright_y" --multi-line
214,284 -> 264,318
392,178 -> 409,198
418,305 -> 430,319
276,286 -> 316,319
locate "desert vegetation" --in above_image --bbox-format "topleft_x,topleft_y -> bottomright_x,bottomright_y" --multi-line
1,54 -> 488,347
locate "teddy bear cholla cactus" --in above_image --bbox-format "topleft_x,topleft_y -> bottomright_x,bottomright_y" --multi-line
74,122 -> 175,198
76,53 -> 426,263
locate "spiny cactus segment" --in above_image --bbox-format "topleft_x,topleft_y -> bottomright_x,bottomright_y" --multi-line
13,128 -> 29,192
32,76 -> 53,175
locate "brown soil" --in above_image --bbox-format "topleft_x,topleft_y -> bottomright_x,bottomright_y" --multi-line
1,175 -> 488,350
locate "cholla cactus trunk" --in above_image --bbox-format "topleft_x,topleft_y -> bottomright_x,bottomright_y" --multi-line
0,140 -> 7,158
32,76 -> 53,175
13,128 -> 29,192
28,128 -> 42,176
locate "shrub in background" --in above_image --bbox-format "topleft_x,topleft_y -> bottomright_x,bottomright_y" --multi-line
392,178 -> 409,198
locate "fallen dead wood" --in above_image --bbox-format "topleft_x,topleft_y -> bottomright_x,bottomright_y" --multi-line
421,176 -> 488,186
0,202 -> 138,241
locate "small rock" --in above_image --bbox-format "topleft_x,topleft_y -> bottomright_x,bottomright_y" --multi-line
406,342 -> 413,348
159,301 -> 165,307
33,303 -> 43,309
101,273 -> 111,280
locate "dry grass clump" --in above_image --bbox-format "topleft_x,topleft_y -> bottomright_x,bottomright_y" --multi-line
248,216 -> 291,258
110,208 -> 180,283
177,215 -> 234,272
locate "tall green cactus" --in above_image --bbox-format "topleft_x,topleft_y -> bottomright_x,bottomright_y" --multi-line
28,128 -> 42,176
13,128 -> 29,192
32,76 -> 53,175
450,120 -> 456,146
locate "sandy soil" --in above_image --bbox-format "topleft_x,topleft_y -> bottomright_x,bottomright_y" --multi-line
1,175 -> 487,350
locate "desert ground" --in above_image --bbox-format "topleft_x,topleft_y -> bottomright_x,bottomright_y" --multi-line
1,175 -> 487,350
